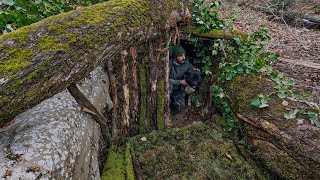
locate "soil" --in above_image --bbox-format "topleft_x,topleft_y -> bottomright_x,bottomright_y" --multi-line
170,106 -> 205,128
220,0 -> 319,104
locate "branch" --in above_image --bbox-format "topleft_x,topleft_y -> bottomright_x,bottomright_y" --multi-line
67,83 -> 111,143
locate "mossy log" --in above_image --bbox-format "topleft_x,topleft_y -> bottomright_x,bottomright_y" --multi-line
181,25 -> 247,40
223,74 -> 320,179
0,0 -> 191,124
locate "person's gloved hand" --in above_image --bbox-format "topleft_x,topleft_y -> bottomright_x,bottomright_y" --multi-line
180,79 -> 188,86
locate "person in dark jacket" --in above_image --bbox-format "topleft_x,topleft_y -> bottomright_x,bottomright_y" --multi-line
169,45 -> 198,111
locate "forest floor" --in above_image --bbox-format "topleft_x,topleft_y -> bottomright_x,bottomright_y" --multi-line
222,0 -> 320,104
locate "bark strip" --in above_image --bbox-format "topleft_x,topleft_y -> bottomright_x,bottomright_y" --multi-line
164,34 -> 172,127
67,83 -> 111,143
130,47 -> 139,135
121,50 -> 130,135
106,60 -> 118,138
148,39 -> 162,130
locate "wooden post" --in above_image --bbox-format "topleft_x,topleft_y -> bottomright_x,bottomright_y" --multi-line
106,60 -> 119,138
121,50 -> 130,135
130,47 -> 139,135
164,33 -> 173,127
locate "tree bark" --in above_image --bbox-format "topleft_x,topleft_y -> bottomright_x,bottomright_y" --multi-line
0,0 -> 191,125
130,47 -> 139,135
121,50 -> 130,135
106,60 -> 119,138
164,34 -> 173,127
148,39 -> 162,130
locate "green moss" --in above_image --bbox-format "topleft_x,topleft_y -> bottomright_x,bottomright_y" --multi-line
125,143 -> 135,180
157,80 -> 165,130
139,64 -> 147,134
0,48 -> 34,76
0,26 -> 30,46
224,73 -> 286,119
37,36 -> 69,52
102,145 -> 125,180
127,119 -> 267,179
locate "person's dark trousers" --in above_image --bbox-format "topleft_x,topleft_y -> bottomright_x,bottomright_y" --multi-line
170,87 -> 185,112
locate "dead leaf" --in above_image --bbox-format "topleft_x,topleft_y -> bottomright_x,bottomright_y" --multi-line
4,170 -> 12,177
0,119 -> 16,129
282,100 -> 289,106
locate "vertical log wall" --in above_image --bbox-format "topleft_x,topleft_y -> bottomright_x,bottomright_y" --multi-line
107,34 -> 173,137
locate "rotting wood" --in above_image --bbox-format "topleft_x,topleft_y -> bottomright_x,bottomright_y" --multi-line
130,47 -> 139,135
121,50 -> 130,135
67,83 -> 111,144
106,60 -> 118,138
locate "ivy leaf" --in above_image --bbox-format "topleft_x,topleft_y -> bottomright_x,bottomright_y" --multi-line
284,109 -> 299,119
217,92 -> 225,99
2,0 -> 14,6
212,50 -> 218,55
250,98 -> 260,107
306,111 -> 320,127
259,103 -> 269,108
287,78 -> 296,86
277,91 -> 287,99
259,96 -> 270,108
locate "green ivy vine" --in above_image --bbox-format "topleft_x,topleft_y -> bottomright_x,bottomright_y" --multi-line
0,0 -> 103,35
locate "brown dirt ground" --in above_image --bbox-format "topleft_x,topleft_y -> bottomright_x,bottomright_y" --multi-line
221,0 -> 319,104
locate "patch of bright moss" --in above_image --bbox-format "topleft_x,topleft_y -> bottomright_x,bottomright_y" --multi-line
125,143 -> 135,180
0,48 -> 34,76
37,36 -> 69,52
101,145 -> 125,180
139,64 -> 147,134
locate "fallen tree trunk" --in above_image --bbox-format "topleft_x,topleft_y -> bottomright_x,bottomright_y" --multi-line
0,0 -> 191,125
250,5 -> 320,29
